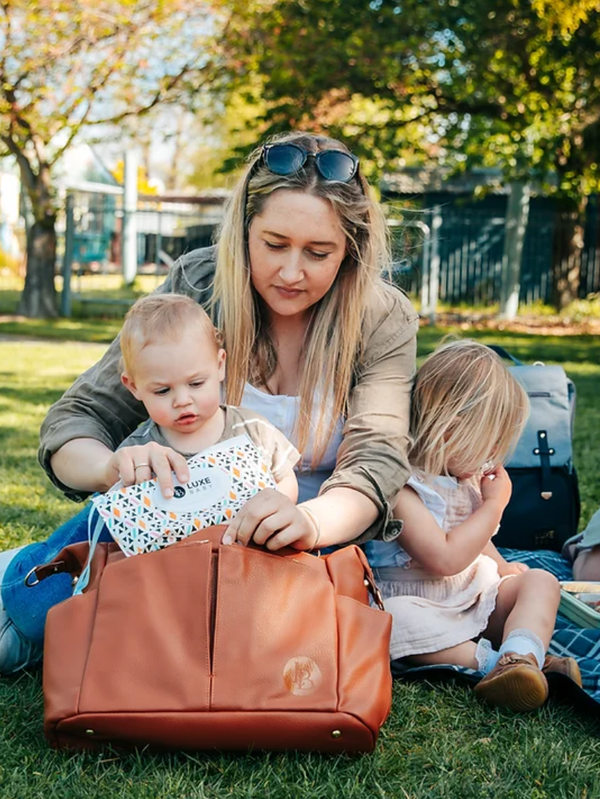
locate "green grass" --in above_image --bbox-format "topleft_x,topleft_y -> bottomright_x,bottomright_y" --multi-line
0,273 -> 164,318
1,326 -> 600,798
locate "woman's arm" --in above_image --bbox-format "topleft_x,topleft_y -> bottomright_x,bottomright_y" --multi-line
50,439 -> 190,498
223,485 -> 378,550
275,472 -> 299,504
396,466 -> 512,576
318,284 -> 419,543
38,248 -> 216,499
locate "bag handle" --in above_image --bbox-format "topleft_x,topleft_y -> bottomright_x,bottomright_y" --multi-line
487,345 -> 524,366
24,508 -> 109,590
72,508 -> 106,595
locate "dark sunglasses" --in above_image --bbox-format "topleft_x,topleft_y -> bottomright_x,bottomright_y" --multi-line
262,143 -> 360,183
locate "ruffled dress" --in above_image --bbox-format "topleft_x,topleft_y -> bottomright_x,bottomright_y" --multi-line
367,475 -> 507,661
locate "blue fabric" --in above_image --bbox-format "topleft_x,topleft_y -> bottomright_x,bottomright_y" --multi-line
1,504 -> 112,644
392,548 -> 600,707
0,547 -> 43,673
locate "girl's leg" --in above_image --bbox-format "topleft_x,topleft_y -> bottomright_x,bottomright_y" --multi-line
404,641 -> 478,670
1,503 -> 110,650
475,570 -> 567,711
484,569 -> 560,652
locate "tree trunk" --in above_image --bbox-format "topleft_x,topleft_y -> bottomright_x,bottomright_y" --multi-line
499,182 -> 531,320
551,197 -> 586,311
17,170 -> 58,318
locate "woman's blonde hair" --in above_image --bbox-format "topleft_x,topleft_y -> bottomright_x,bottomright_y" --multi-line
211,131 -> 391,466
409,339 -> 530,479
121,294 -> 220,376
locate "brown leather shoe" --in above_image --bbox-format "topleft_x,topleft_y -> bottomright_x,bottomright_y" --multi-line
543,655 -> 582,687
474,652 -> 549,712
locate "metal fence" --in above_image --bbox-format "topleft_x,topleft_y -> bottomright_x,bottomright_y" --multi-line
3,187 -> 600,317
59,186 -> 224,317
390,195 -> 600,308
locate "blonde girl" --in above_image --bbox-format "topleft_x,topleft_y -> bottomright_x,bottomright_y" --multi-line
365,340 -> 581,712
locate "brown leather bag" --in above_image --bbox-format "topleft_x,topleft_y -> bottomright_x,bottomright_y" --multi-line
34,526 -> 392,753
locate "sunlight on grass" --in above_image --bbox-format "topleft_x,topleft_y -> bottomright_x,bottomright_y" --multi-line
0,341 -> 107,547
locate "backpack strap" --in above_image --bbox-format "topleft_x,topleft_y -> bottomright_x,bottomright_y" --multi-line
487,345 -> 524,366
533,429 -> 556,500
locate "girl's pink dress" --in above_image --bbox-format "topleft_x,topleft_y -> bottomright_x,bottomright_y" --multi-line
373,475 -> 509,660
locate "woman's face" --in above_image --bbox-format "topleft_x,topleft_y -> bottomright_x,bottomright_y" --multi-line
247,190 -> 347,324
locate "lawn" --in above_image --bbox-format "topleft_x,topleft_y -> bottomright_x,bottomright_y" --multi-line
1,325 -> 600,799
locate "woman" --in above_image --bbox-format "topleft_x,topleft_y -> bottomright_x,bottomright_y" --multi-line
0,131 -> 419,673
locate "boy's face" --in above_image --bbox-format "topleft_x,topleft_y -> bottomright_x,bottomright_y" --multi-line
122,326 -> 226,434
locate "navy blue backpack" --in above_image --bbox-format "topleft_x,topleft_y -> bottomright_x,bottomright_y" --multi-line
489,346 -> 580,551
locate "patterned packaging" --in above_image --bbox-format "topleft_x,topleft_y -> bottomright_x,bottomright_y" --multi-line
91,434 -> 276,557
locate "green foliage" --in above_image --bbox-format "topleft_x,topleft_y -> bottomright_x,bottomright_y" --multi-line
0,1 -> 220,316
186,84 -> 267,190
561,293 -> 600,322
0,248 -> 21,276
218,0 -> 600,197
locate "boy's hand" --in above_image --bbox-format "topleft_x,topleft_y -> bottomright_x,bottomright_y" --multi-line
480,464 -> 512,510
105,443 -> 189,498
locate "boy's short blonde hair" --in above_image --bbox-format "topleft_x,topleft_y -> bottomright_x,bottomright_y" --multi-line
120,294 -> 221,376
409,339 -> 530,478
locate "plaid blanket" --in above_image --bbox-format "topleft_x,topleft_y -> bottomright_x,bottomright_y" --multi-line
391,548 -> 600,714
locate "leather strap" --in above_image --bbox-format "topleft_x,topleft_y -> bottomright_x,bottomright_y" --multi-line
533,429 -> 555,500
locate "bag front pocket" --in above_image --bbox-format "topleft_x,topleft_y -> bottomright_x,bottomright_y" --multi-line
79,541 -> 213,714
211,545 -> 339,712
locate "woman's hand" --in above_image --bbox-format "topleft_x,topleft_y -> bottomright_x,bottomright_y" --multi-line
223,489 -> 318,551
105,443 -> 190,498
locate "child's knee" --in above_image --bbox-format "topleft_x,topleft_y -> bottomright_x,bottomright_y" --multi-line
523,568 -> 560,601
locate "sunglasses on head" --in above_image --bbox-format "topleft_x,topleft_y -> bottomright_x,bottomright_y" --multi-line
262,143 -> 360,183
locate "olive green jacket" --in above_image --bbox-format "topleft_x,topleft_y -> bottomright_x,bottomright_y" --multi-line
39,246 -> 419,542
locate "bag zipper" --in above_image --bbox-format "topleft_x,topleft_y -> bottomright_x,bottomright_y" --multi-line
208,548 -> 219,677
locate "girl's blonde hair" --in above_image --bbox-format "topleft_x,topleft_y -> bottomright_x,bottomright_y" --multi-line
410,339 -> 530,478
121,294 -> 220,377
211,130 -> 391,466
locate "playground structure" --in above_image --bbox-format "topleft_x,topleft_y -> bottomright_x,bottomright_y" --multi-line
60,181 -> 225,316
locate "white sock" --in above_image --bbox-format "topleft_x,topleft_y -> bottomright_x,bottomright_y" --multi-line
499,628 -> 545,670
475,638 -> 501,674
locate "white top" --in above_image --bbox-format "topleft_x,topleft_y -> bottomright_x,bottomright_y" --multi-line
241,383 -> 344,503
364,474 -> 457,568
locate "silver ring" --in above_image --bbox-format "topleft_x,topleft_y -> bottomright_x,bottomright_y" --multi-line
134,462 -> 150,471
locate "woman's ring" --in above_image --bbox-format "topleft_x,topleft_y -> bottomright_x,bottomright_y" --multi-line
134,463 -> 150,471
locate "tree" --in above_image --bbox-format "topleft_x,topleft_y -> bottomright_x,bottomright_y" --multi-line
186,83 -> 267,190
0,0 -> 220,317
220,0 -> 600,307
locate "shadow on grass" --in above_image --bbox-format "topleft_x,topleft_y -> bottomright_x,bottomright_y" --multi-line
0,386 -> 65,407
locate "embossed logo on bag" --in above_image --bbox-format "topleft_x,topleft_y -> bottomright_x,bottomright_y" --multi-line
283,657 -> 322,696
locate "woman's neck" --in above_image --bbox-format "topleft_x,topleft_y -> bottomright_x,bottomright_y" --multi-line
263,312 -> 310,396
268,310 -> 310,343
